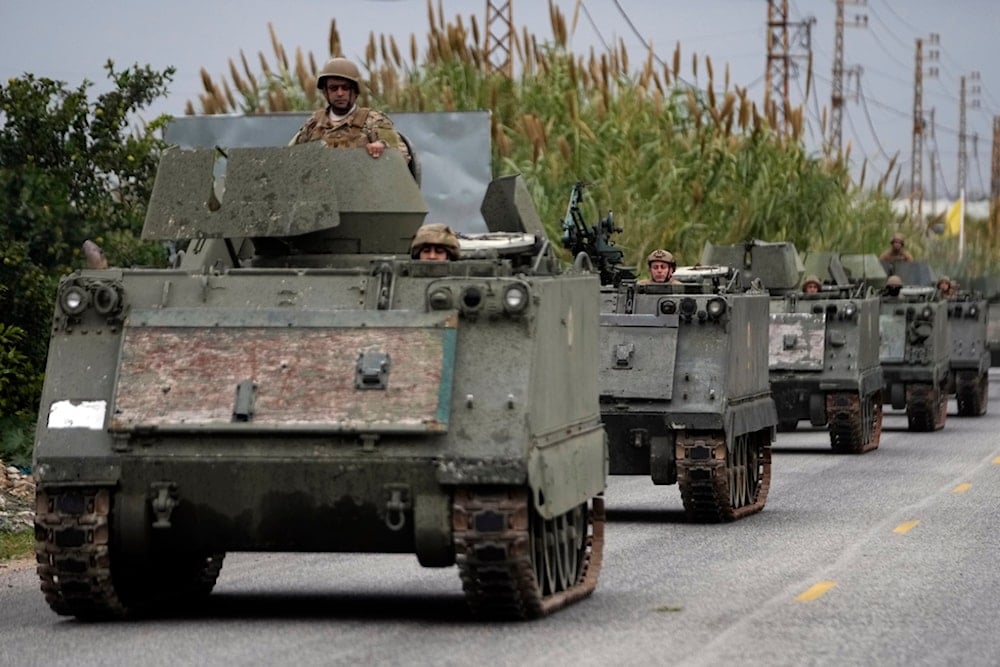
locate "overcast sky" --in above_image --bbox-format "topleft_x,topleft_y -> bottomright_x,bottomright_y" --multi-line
2,0 -> 997,199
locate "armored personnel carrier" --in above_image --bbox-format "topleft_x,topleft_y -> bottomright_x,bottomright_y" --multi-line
702,243 -> 884,453
967,275 -> 1000,367
941,286 -> 990,416
879,261 -> 951,431
564,190 -> 777,522
32,144 -> 607,620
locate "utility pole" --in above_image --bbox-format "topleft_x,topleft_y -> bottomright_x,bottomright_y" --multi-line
829,0 -> 867,155
765,0 -> 815,135
990,116 -> 999,238
910,38 -> 924,224
958,75 -> 967,200
485,0 -> 514,78
928,108 -> 936,217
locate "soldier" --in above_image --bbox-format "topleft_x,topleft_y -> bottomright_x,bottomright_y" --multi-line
936,275 -> 953,298
410,223 -> 460,261
290,57 -> 410,164
878,232 -> 914,264
802,274 -> 822,294
882,274 -> 904,297
639,249 -> 681,285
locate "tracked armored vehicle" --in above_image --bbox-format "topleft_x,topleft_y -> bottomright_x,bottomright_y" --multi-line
941,287 -> 990,416
702,242 -> 884,453
879,261 -> 950,431
32,144 -> 607,620
968,276 -> 1000,367
564,188 -> 777,522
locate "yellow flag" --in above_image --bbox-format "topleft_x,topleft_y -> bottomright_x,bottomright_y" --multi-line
945,198 -> 963,236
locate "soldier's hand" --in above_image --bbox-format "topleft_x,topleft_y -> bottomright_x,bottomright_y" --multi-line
366,140 -> 388,158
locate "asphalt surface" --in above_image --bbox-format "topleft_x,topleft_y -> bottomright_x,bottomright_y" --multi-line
2,373 -> 999,667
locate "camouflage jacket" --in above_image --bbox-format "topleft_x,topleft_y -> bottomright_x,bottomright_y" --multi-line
290,105 -> 411,162
878,248 -> 914,263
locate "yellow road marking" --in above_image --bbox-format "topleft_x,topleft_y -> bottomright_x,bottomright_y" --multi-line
953,483 -> 972,493
993,457 -> 1000,465
796,581 -> 836,602
893,520 -> 920,534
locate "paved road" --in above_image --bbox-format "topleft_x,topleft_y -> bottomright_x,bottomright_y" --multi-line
2,374 -> 999,667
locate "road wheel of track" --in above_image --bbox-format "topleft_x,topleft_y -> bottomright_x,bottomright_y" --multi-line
956,370 -> 989,416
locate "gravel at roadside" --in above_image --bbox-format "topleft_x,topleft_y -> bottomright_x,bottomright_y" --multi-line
0,460 -> 34,534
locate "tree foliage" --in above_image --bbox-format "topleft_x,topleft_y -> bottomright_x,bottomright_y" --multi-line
0,61 -> 174,427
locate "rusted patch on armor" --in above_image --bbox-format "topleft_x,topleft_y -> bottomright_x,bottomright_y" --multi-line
768,313 -> 826,370
110,325 -> 455,433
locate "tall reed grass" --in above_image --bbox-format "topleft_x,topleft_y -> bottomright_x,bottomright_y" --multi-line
188,1 -> 993,276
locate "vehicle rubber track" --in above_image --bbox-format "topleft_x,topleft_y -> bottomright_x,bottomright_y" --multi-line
676,430 -> 771,523
827,391 -> 883,454
453,487 -> 604,620
35,487 -> 127,619
35,486 -> 226,620
955,370 -> 988,416
905,382 -> 947,431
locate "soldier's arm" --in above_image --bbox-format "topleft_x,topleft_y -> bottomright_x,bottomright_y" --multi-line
367,110 -> 411,163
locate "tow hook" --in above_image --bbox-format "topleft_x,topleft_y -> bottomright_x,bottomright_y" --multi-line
384,485 -> 411,532
150,482 -> 179,529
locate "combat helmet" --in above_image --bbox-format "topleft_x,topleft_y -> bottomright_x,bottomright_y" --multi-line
890,232 -> 906,245
647,249 -> 676,266
885,275 -> 903,287
410,223 -> 460,260
802,274 -> 822,290
316,57 -> 361,91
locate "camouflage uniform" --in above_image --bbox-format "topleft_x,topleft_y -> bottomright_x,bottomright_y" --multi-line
290,106 -> 411,163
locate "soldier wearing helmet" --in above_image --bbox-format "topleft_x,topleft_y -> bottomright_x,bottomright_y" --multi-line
882,274 -> 904,297
410,223 -> 460,261
936,275 -> 953,298
290,57 -> 410,164
802,274 -> 822,294
639,249 -> 680,285
878,232 -> 914,265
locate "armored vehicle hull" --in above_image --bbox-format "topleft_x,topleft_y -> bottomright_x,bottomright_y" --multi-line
943,294 -> 990,416
33,145 -> 606,620
879,286 -> 951,431
704,243 -> 884,453
599,267 -> 777,522
769,291 -> 883,452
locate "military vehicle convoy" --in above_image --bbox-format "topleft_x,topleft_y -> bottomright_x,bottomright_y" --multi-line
702,242 -> 884,453
564,187 -> 777,522
32,144 -> 607,620
879,261 -> 951,431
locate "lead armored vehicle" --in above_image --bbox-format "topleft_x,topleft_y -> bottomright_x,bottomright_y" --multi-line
33,144 -> 607,620
702,242 -> 884,453
564,187 -> 777,522
879,261 -> 950,431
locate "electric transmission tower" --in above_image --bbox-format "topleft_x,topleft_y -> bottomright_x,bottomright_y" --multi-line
765,0 -> 816,135
485,0 -> 514,78
829,0 -> 867,155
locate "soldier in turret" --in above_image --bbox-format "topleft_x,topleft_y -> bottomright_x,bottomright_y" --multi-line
410,223 -> 460,261
802,274 -> 822,294
639,249 -> 681,285
878,233 -> 914,265
291,57 -> 410,164
936,275 -> 954,299
882,274 -> 904,297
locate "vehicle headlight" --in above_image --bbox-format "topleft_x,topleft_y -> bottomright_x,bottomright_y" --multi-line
93,284 -> 121,315
60,285 -> 90,316
502,283 -> 529,313
659,300 -> 677,315
428,287 -> 453,311
843,302 -> 857,318
920,306 -> 933,320
967,305 -> 978,318
706,297 -> 727,319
